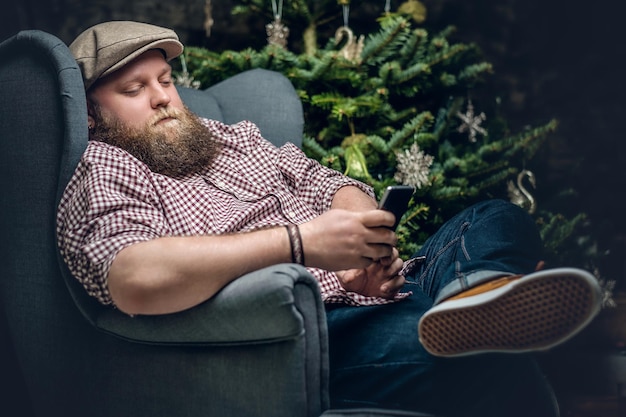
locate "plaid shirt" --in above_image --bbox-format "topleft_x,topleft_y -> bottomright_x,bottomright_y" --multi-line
57,118 -> 409,308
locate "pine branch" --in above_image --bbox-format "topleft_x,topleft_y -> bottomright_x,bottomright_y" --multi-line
458,62 -> 494,82
361,15 -> 411,64
389,62 -> 431,87
502,119 -> 559,160
302,135 -> 328,159
397,28 -> 429,67
387,111 -> 434,149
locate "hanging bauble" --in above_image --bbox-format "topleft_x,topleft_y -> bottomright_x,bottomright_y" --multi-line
507,169 -> 537,214
398,0 -> 427,23
266,0 -> 289,48
334,0 -> 364,63
335,26 -> 364,63
266,16 -> 289,48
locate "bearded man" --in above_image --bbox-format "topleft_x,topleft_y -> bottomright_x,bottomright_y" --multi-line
56,21 -> 602,416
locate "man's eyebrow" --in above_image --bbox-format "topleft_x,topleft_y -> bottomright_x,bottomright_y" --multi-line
160,63 -> 173,75
119,64 -> 173,86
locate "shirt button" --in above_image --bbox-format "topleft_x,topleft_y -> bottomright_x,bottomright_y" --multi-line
216,181 -> 225,188
288,211 -> 297,218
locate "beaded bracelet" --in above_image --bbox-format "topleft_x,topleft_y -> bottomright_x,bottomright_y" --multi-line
285,224 -> 305,265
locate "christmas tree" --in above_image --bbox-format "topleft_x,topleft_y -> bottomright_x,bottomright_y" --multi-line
181,0 -> 612,305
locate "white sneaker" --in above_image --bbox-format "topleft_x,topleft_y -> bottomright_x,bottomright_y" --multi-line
418,267 -> 602,357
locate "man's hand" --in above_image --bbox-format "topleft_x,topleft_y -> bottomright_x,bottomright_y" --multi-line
336,248 -> 406,299
298,208 -> 397,271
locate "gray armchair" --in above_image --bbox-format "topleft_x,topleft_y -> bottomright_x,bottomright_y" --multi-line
0,28 -> 447,417
0,29 -> 331,417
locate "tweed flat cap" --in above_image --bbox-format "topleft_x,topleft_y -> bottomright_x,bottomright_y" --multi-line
70,21 -> 183,90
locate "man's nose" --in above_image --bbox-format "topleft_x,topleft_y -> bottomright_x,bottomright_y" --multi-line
150,84 -> 171,108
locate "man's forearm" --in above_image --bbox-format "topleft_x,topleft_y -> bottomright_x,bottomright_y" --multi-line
108,227 -> 291,315
107,187 -> 389,316
331,185 -> 377,211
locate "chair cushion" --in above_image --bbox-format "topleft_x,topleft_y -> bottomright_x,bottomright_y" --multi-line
176,85 -> 224,121
176,69 -> 303,148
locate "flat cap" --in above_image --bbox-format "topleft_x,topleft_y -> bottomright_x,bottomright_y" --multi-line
70,21 -> 183,90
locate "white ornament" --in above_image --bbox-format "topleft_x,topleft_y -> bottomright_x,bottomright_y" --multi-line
394,143 -> 434,189
266,16 -> 289,48
267,0 -> 289,48
456,99 -> 487,142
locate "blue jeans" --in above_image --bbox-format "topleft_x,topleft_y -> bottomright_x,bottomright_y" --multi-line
326,200 -> 551,416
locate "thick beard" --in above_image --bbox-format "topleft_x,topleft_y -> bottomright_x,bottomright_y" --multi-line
90,105 -> 221,178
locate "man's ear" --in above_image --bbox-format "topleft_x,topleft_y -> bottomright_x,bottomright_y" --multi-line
86,100 -> 96,129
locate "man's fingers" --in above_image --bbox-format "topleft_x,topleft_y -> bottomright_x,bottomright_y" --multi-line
365,243 -> 394,261
360,209 -> 396,229
381,274 -> 406,298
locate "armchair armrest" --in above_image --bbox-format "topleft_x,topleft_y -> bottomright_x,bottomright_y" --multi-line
93,264 -> 324,345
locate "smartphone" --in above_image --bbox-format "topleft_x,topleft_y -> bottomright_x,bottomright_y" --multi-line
377,185 -> 415,230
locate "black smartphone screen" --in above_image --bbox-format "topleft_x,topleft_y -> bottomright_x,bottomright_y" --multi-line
377,185 -> 415,230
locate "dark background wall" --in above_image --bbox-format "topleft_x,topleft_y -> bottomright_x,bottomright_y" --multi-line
2,1 -> 624,282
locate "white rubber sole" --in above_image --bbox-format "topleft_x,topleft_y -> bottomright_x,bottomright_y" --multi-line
418,268 -> 602,357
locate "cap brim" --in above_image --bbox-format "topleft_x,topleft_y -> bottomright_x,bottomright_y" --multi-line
99,38 -> 183,81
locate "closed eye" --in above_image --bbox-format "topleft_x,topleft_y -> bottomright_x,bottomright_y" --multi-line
123,87 -> 143,96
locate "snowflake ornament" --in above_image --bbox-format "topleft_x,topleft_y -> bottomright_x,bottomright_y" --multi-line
174,55 -> 201,89
394,143 -> 434,189
175,71 -> 201,89
456,99 -> 487,143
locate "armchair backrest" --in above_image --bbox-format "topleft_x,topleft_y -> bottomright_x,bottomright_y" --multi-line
178,68 -> 304,148
0,29 -> 92,416
0,30 -> 111,310
0,29 -> 312,417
